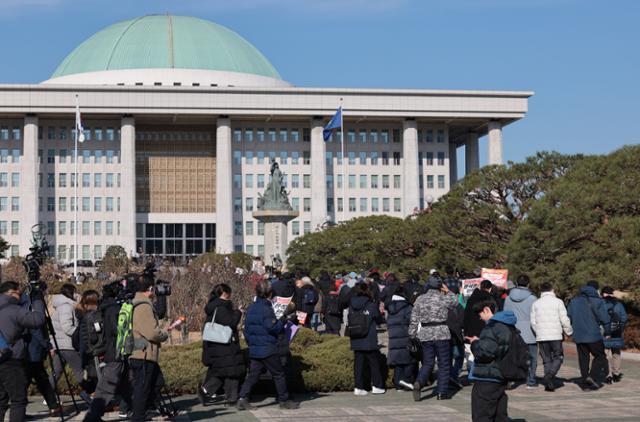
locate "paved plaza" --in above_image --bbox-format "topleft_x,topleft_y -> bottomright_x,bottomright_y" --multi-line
25,347 -> 640,422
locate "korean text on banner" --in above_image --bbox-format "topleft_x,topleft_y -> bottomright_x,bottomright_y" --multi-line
480,268 -> 509,289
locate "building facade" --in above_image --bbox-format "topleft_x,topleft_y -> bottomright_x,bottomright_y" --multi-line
0,15 -> 532,263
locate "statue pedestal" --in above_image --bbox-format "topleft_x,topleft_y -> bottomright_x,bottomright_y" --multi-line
252,209 -> 299,267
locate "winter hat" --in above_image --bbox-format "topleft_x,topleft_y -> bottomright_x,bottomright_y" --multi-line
445,278 -> 460,294
301,276 -> 312,285
429,268 -> 437,275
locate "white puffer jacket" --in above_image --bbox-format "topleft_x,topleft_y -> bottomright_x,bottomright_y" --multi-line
530,291 -> 573,341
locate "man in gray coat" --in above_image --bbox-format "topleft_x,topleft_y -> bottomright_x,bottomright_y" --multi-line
503,274 -> 538,388
0,281 -> 46,422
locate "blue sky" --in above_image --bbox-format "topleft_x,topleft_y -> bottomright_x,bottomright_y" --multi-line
0,0 -> 638,165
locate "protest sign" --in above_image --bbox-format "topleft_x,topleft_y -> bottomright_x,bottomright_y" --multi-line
296,311 -> 308,325
272,296 -> 292,319
481,268 -> 509,289
462,278 -> 484,298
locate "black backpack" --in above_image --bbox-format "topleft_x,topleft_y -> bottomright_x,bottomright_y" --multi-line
346,307 -> 371,339
325,294 -> 341,316
607,302 -> 623,337
497,325 -> 530,381
303,288 -> 317,306
85,309 -> 107,356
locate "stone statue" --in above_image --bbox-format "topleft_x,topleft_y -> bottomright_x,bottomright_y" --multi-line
257,159 -> 293,211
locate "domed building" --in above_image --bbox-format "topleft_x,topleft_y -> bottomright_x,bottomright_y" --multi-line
0,15 -> 532,263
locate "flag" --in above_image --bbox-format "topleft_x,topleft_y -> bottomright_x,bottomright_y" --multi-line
323,106 -> 342,141
75,100 -> 85,143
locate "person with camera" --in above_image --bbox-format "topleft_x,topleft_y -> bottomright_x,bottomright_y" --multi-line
83,280 -> 132,422
0,281 -> 46,422
198,284 -> 245,406
49,283 -> 92,403
237,280 -> 299,411
409,277 -> 457,401
128,275 -> 170,422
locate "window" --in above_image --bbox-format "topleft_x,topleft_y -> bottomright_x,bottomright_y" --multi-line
47,149 -> 55,164
94,221 -> 102,235
372,198 -> 379,212
326,175 -> 333,190
303,174 -> 311,189
57,173 -> 66,188
426,175 -> 434,189
0,221 -> 6,235
106,173 -> 114,187
11,197 -> 19,211
394,175 -> 401,189
94,245 -> 103,260
233,129 -> 242,142
359,151 -> 366,165
233,151 -> 241,165
246,151 -> 254,164
349,198 -> 356,212
291,174 -> 299,188
257,129 -> 265,142
83,173 -> 90,187
426,152 -> 434,166
11,149 -> 19,163
11,173 -> 19,187
383,198 -> 390,212
245,197 -> 254,212
257,174 -> 265,188
291,197 -> 299,211
303,128 -> 310,142
279,129 -> 288,142
245,174 -> 253,189
303,151 -> 311,165
82,245 -> 90,260
245,245 -> 254,255
348,130 -> 356,144
0,173 -> 6,187
0,197 -> 6,211
438,175 -> 445,189
371,175 -> 378,189
291,129 -> 299,142
234,222 -> 243,236
382,175 -> 390,189
337,174 -> 343,189
394,198 -> 401,212
292,221 -> 300,236
359,175 -> 367,189
356,130 -> 364,144
95,150 -> 102,163
233,174 -> 241,189
246,221 -> 254,236
57,245 -> 67,261
360,198 -> 367,212
12,127 -> 21,140
106,150 -> 115,163
393,152 -> 401,165
94,197 -> 102,212
382,152 -> 389,165
95,128 -> 103,141
257,151 -> 265,164
60,149 -> 67,163
437,152 -> 445,166
370,130 -> 379,143
381,130 -> 389,143
291,151 -> 299,165
11,221 -> 19,235
280,151 -> 287,164
70,173 -> 76,187
303,197 -> 311,212
326,151 -> 333,166
268,129 -> 276,142
437,129 -> 445,143
106,221 -> 114,236
348,151 -> 356,165
303,221 -> 311,234
47,221 -> 55,236
0,150 -> 7,163
94,173 -> 102,187
83,150 -> 91,163
70,197 -> 76,211
371,151 -> 378,165
47,197 -> 55,212
327,198 -> 334,213
426,129 -> 434,143
258,221 -> 264,236
106,197 -> 114,212
47,173 -> 55,188
348,174 -> 356,189
244,128 -> 253,143
82,221 -> 90,236
117,173 -> 121,187
233,198 -> 241,213
82,197 -> 90,212
337,198 -> 344,212
268,151 -> 276,162
0,127 -> 7,140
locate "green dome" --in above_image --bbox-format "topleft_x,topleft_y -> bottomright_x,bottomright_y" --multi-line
51,15 -> 282,80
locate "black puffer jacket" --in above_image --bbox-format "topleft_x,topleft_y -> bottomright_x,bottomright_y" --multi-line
202,298 -> 245,378
386,296 -> 413,365
447,301 -> 465,347
470,311 -> 516,381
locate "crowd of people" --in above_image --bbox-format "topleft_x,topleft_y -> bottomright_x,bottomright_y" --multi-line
0,264 -> 630,422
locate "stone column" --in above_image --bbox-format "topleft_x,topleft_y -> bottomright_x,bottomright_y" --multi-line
216,117 -> 234,254
20,115 -> 39,255
488,121 -> 503,165
120,116 -> 137,257
465,132 -> 480,175
449,142 -> 458,186
402,119 -> 419,215
310,118 -> 327,229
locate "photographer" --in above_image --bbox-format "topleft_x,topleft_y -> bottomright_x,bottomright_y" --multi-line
130,276 -> 170,422
0,281 -> 46,422
84,281 -> 132,422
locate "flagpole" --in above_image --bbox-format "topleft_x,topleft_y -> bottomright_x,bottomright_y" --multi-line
74,95 -> 79,280
340,100 -> 345,223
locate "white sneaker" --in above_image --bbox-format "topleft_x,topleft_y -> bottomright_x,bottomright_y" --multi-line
354,388 -> 368,396
399,380 -> 414,390
372,387 -> 386,394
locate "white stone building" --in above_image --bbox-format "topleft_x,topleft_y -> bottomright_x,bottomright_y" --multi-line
0,15 -> 532,263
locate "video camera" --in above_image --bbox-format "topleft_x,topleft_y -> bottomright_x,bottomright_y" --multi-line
23,224 -> 50,291
141,262 -> 172,297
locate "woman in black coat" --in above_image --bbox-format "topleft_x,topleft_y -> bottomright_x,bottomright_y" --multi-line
199,284 -> 245,405
386,285 -> 415,390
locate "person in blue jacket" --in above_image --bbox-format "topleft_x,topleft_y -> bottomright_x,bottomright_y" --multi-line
237,280 -> 299,411
601,286 -> 628,383
567,281 -> 611,390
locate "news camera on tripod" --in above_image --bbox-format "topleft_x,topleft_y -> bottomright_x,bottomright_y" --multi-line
0,225 -> 49,422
